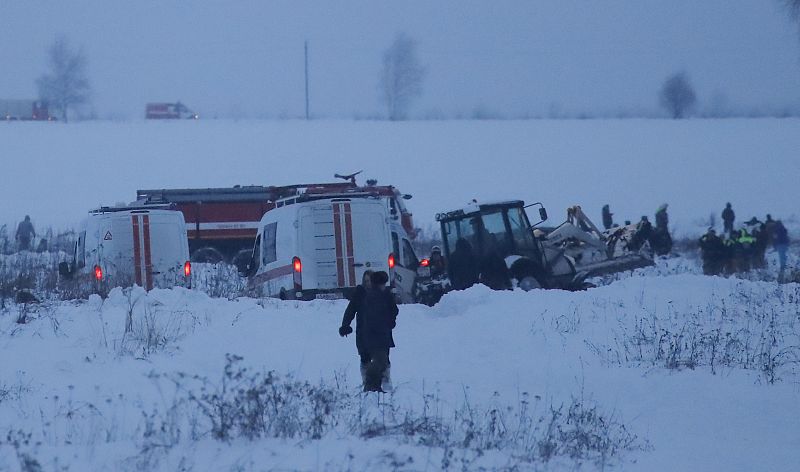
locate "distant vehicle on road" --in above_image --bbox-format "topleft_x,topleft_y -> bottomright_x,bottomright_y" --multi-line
1,100 -> 53,121
145,102 -> 198,119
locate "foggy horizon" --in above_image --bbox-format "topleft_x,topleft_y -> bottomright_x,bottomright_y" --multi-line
2,0 -> 799,120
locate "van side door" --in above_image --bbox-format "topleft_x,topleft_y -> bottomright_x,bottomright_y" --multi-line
391,232 -> 418,303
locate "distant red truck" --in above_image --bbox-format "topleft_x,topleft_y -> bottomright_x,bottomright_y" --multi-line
136,180 -> 416,267
145,102 -> 198,119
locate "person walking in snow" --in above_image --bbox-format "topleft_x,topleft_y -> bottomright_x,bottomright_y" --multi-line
339,271 -> 398,392
340,270 -> 373,387
722,203 -> 735,235
15,215 -> 36,252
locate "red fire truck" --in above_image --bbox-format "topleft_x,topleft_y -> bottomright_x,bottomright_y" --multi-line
136,176 -> 416,267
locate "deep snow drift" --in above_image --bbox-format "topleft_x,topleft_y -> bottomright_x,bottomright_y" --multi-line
0,270 -> 798,471
1,118 -> 798,238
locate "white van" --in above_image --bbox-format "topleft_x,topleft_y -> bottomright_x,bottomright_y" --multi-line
60,205 -> 192,294
245,196 -> 420,302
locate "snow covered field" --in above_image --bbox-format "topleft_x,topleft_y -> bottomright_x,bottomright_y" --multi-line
0,118 -> 798,470
1,254 -> 799,470
1,118 -> 798,238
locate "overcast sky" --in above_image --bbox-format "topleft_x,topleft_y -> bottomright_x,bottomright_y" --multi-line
1,0 -> 799,119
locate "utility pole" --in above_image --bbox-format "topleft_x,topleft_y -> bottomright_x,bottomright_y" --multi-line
304,40 -> 310,120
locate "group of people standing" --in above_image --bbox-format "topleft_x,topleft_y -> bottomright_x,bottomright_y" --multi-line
339,270 -> 399,393
699,203 -> 791,279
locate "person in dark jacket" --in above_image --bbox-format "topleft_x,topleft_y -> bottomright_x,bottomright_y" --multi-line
479,250 -> 511,290
629,216 -> 653,252
773,220 -> 790,280
699,228 -> 725,275
428,246 -> 446,278
16,215 -> 36,251
339,271 -> 398,392
601,204 -> 613,230
763,214 -> 777,245
340,270 -> 373,387
722,203 -> 735,234
655,204 -> 669,232
448,238 -> 479,290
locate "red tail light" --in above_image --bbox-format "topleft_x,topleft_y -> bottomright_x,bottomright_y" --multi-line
420,258 -> 430,267
292,256 -> 302,291
184,261 -> 192,277
94,265 -> 103,281
388,253 -> 396,269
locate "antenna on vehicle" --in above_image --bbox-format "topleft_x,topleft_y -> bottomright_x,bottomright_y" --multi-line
334,171 -> 363,185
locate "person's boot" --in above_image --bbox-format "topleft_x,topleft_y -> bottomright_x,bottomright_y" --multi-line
360,364 -> 368,390
381,366 -> 392,392
364,363 -> 385,392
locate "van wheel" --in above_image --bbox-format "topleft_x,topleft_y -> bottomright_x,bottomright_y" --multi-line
518,276 -> 542,291
192,247 -> 225,264
232,250 -> 253,273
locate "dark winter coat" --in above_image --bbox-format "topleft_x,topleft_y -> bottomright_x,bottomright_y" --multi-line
601,206 -> 613,230
655,209 -> 669,231
448,239 -> 479,290
357,288 -> 398,351
699,233 -> 725,258
722,207 -> 735,225
479,252 -> 511,290
342,286 -> 398,352
341,285 -> 367,329
774,223 -> 790,247
16,220 -> 35,241
429,253 -> 446,277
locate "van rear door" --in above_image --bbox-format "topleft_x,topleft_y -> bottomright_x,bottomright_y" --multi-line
128,212 -> 153,289
147,212 -> 190,288
301,200 -> 389,291
347,201 -> 390,285
122,211 -> 188,290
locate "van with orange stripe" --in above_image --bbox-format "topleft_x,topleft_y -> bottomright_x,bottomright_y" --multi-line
59,205 -> 192,295
244,195 -> 420,302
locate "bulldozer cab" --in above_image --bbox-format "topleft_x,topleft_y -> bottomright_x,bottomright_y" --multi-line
437,201 -> 544,267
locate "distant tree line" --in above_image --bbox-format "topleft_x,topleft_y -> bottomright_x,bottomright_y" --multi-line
31,7 -> 800,123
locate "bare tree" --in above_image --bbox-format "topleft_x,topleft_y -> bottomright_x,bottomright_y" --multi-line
379,33 -> 426,121
36,36 -> 90,122
786,0 -> 800,21
659,72 -> 697,119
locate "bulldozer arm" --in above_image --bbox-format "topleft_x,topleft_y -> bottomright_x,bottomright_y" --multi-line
541,205 -> 653,277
